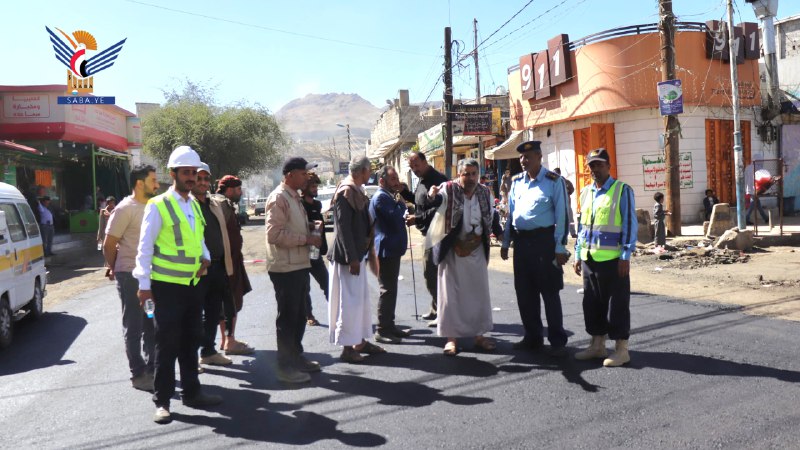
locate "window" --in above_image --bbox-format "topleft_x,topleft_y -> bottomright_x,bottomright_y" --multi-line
16,202 -> 40,238
0,203 -> 27,242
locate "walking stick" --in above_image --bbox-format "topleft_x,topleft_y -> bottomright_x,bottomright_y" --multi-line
407,224 -> 420,320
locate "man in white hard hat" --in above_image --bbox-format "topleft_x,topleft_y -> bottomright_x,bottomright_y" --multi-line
134,145 -> 222,424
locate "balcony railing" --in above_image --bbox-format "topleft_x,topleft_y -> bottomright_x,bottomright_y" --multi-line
507,21 -> 708,73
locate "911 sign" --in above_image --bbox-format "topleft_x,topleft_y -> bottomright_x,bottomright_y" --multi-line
519,34 -> 572,101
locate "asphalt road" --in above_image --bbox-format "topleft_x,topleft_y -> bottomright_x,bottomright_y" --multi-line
2,246 -> 800,449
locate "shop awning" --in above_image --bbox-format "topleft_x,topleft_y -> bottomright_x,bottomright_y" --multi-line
485,130 -> 523,160
0,140 -> 41,155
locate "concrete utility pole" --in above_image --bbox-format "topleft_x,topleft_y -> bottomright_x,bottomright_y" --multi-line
746,0 -> 781,119
659,0 -> 682,235
444,27 -> 454,179
728,0 -> 747,229
474,18 -> 484,175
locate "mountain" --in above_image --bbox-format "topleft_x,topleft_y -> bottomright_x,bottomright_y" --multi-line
275,93 -> 381,144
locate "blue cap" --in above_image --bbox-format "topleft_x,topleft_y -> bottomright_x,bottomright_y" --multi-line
516,140 -> 542,153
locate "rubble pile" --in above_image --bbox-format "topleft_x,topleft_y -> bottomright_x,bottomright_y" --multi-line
633,240 -> 750,269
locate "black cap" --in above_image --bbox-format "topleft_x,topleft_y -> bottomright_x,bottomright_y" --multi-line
282,157 -> 318,175
516,140 -> 542,153
586,148 -> 610,164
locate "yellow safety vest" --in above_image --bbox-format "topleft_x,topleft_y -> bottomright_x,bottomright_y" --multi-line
578,180 -> 624,262
150,193 -> 205,285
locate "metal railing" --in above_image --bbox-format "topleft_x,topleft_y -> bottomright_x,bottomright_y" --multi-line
507,21 -> 708,73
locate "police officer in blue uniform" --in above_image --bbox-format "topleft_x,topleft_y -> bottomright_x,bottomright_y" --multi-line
500,140 -> 570,356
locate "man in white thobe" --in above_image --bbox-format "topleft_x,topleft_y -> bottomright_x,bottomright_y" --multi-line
426,158 -> 495,356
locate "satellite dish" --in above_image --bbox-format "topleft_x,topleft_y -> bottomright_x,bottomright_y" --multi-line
495,86 -> 508,96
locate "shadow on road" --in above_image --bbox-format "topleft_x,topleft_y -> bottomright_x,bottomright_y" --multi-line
175,385 -> 386,447
320,372 -> 493,407
627,350 -> 800,382
0,312 -> 86,376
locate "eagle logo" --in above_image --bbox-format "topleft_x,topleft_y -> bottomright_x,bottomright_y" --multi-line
46,26 -> 126,95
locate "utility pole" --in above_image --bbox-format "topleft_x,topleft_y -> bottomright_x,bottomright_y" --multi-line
444,26 -> 454,179
659,0 -> 681,235
474,18 -> 484,175
727,0 -> 746,229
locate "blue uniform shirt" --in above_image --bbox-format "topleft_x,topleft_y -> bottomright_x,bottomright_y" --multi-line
574,176 -> 638,261
502,166 -> 569,254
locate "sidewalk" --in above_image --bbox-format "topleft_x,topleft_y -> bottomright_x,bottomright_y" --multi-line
679,214 -> 800,246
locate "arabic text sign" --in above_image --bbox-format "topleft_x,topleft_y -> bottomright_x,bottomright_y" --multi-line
642,152 -> 693,191
4,95 -> 51,119
452,104 -> 493,136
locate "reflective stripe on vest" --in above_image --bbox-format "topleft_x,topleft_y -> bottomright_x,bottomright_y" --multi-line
150,194 -> 205,286
578,180 -> 624,262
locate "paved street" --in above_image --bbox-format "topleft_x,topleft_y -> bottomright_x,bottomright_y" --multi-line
2,238 -> 800,449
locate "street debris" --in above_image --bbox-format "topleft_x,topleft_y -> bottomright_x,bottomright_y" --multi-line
633,239 -> 750,269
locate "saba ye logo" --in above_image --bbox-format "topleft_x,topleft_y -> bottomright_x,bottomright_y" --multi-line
45,26 -> 126,105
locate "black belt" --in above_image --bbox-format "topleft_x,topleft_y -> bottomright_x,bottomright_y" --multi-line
515,225 -> 555,237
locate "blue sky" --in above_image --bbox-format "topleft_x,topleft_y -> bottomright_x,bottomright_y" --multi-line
3,0 -> 792,114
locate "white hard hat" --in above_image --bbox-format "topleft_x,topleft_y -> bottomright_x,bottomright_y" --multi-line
198,162 -> 211,175
167,145 -> 202,169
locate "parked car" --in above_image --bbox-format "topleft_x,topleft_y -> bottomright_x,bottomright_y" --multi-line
320,185 -> 380,227
318,186 -> 337,227
364,185 -> 379,200
253,196 -> 268,216
0,182 -> 47,349
236,198 -> 248,225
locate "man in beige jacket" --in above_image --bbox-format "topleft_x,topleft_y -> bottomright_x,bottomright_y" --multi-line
266,157 -> 321,384
193,163 -> 236,368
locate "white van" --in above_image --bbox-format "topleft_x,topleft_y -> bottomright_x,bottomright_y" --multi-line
253,197 -> 269,216
0,182 -> 47,349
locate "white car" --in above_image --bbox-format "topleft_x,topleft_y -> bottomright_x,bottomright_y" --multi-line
0,182 -> 47,349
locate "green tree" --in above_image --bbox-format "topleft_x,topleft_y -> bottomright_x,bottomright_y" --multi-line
142,80 -> 287,178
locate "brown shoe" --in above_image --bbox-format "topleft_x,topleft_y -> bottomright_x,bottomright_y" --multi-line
358,341 -> 387,354
340,346 -> 365,363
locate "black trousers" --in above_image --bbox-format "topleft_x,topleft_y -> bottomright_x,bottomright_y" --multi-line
151,279 -> 203,407
581,257 -> 630,340
269,269 -> 310,369
423,247 -> 438,314
512,230 -> 567,347
197,262 -> 228,357
305,258 -> 329,318
377,256 -> 402,332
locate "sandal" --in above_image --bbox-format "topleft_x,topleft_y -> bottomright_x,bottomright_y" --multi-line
443,341 -> 458,356
358,341 -> 387,354
474,336 -> 497,352
307,317 -> 320,326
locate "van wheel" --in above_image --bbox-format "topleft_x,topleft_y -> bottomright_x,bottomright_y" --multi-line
27,280 -> 44,319
0,297 -> 12,349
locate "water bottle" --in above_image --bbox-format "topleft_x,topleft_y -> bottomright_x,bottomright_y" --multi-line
308,221 -> 322,260
144,299 -> 155,319
97,242 -> 102,251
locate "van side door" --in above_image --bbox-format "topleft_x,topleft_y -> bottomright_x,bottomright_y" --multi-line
16,202 -> 42,298
0,202 -> 29,311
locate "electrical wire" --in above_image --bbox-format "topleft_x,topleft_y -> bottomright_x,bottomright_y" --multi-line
124,0 -> 436,57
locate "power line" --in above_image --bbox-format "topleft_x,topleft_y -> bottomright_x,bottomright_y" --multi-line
124,0 -> 436,57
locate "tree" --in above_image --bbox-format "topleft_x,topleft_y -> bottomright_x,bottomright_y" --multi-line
142,80 -> 287,178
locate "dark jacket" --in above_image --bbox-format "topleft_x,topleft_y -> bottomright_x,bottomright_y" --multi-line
328,184 -> 372,265
302,197 -> 328,255
370,187 -> 408,259
703,196 -> 719,220
399,166 -> 447,236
